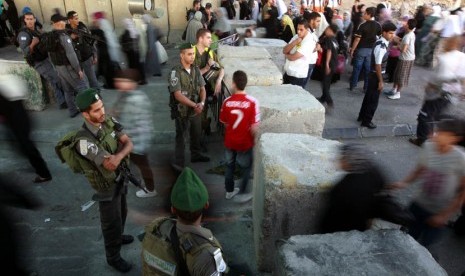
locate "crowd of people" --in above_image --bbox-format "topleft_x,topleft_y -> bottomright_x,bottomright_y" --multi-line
3,0 -> 465,275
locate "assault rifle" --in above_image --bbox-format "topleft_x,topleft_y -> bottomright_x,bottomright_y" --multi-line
115,160 -> 148,194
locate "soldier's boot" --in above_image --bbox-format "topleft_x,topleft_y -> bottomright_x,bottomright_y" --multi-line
108,257 -> 132,273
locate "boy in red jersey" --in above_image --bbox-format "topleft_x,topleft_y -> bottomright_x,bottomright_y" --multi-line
219,70 -> 260,201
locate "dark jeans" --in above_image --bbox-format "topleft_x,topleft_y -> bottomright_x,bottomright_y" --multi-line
358,73 -> 380,124
416,97 -> 450,142
350,48 -> 372,90
175,115 -> 202,168
303,64 -> 316,89
99,192 -> 127,262
408,202 -> 444,247
283,73 -> 306,89
224,148 -> 253,193
320,71 -> 334,105
0,97 -> 51,178
130,153 -> 154,191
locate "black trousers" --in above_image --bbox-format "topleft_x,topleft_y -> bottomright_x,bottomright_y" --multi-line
283,73 -> 306,89
416,97 -> 450,141
0,96 -> 51,178
358,73 -> 380,124
320,71 -> 334,105
98,192 -> 127,262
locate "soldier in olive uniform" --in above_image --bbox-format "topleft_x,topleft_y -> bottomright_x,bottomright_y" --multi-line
49,13 -> 89,117
142,167 -> 228,276
169,43 -> 210,171
74,88 -> 134,273
194,28 -> 225,139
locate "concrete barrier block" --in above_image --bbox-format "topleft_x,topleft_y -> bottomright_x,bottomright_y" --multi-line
247,85 -> 325,136
253,133 -> 341,271
221,57 -> 282,88
244,38 -> 287,73
217,45 -> 271,61
228,19 -> 256,31
0,60 -> 46,111
276,230 -> 447,276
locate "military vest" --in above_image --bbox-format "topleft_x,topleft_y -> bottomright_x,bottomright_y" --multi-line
48,31 -> 71,66
66,22 -> 94,62
56,118 -> 119,193
142,217 -> 225,276
172,65 -> 202,118
193,46 -> 220,95
370,40 -> 388,73
19,27 -> 48,65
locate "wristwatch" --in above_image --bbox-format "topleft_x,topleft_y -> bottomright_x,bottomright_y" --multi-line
200,102 -> 205,106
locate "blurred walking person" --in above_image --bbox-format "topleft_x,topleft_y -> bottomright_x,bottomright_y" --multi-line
0,75 -> 52,183
121,18 -> 147,85
90,12 -> 122,89
142,14 -> 162,77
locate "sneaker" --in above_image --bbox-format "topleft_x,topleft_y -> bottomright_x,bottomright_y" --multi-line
383,89 -> 396,96
108,257 -> 132,273
225,188 -> 240,199
191,155 -> 210,163
387,92 -> 400,100
136,189 -> 158,198
233,193 -> 253,203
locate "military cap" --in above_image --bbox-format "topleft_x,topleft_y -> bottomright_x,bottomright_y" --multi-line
51,13 -> 67,23
75,88 -> 101,111
178,42 -> 194,50
171,167 -> 209,212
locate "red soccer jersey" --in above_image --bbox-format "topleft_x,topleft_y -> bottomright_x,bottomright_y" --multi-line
220,93 -> 260,151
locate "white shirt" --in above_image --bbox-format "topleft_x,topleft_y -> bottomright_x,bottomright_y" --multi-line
307,30 -> 319,65
284,33 -> 313,78
400,31 -> 415,61
435,50 -> 465,82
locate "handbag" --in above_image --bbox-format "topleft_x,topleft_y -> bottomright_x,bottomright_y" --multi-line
335,54 -> 345,74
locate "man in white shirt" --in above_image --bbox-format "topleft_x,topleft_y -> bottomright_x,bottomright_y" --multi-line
303,11 -> 322,89
283,18 -> 313,88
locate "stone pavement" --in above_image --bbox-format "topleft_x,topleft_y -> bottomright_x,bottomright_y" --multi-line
0,43 -> 463,275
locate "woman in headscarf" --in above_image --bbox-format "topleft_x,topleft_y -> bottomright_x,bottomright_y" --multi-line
279,14 -> 294,43
90,12 -> 122,89
142,14 -> 162,77
415,5 -> 441,57
120,18 -> 147,85
342,11 -> 353,45
185,11 -> 204,45
213,8 -> 232,40
320,143 -> 386,233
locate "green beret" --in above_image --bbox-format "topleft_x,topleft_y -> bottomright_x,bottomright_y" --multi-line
171,167 -> 208,212
178,42 -> 194,50
75,88 -> 101,111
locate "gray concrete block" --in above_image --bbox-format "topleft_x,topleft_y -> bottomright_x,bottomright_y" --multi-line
244,38 -> 287,72
247,85 -> 325,136
275,230 -> 447,276
244,38 -> 287,48
0,60 -> 46,111
229,19 -> 257,31
253,133 -> 342,271
217,45 -> 271,61
221,57 -> 282,88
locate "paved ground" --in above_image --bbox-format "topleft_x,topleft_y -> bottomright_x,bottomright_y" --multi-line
1,44 -> 465,276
